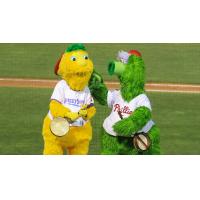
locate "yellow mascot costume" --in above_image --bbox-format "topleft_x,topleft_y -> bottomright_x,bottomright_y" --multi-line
42,44 -> 96,155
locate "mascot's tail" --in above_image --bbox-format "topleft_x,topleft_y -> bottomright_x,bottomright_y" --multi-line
89,70 -> 108,106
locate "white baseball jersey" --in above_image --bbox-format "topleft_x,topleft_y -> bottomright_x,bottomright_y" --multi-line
103,90 -> 154,137
48,80 -> 94,126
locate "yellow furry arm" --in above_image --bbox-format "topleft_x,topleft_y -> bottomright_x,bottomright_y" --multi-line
49,100 -> 79,121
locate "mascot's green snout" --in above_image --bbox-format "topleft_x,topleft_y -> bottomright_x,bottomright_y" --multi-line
89,49 -> 160,155
108,60 -> 126,76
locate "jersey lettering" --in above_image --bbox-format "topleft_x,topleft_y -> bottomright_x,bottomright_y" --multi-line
113,104 -> 132,115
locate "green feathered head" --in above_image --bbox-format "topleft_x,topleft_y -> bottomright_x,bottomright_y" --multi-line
108,50 -> 145,102
65,43 -> 86,52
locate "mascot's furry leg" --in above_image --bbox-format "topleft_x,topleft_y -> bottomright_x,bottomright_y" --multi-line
102,127 -> 160,155
66,106 -> 96,155
43,117 -> 93,155
62,121 -> 93,155
42,100 -> 96,155
144,125 -> 160,155
102,130 -> 138,155
68,140 -> 90,155
42,116 -> 64,155
101,129 -> 119,155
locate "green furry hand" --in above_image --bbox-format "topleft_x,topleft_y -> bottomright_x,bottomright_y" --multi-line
91,70 -> 103,83
89,71 -> 103,90
113,107 -> 152,137
88,70 -> 108,106
113,118 -> 136,137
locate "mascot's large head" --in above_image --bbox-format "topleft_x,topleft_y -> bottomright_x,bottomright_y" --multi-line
108,50 -> 145,102
55,44 -> 94,91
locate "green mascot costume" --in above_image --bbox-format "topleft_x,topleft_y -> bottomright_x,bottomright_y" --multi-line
89,49 -> 160,155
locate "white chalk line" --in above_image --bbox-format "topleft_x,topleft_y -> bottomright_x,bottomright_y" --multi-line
0,78 -> 58,83
147,83 -> 200,88
106,81 -> 200,88
147,89 -> 200,94
0,78 -> 200,93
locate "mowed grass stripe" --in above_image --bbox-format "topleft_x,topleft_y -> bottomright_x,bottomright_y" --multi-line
0,87 -> 200,154
0,43 -> 200,84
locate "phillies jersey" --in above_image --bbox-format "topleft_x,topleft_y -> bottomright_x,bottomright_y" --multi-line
103,90 -> 154,137
48,80 -> 94,126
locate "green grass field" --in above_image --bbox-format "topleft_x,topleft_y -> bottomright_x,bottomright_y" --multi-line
0,87 -> 200,155
0,43 -> 200,84
0,43 -> 200,155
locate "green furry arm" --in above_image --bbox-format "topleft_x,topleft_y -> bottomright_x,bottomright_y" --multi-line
113,106 -> 151,137
89,70 -> 108,105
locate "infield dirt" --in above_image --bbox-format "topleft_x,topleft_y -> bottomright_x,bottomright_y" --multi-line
0,78 -> 200,93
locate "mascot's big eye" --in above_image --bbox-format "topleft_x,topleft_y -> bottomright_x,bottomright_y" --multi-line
70,56 -> 76,61
84,55 -> 89,60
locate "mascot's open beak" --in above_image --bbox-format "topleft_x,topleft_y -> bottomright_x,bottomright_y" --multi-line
108,61 -> 125,76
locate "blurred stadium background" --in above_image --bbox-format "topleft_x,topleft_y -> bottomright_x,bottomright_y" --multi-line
0,43 -> 200,154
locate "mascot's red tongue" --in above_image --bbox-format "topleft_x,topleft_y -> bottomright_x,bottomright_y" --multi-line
128,50 -> 142,57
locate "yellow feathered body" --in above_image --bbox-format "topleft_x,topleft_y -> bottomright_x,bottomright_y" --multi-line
42,44 -> 96,155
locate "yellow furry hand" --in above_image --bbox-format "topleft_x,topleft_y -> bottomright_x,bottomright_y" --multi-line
65,112 -> 79,121
78,105 -> 88,119
78,110 -> 87,118
81,104 -> 87,110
